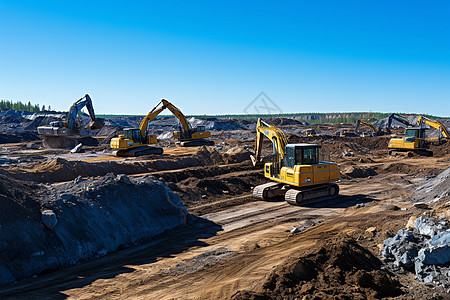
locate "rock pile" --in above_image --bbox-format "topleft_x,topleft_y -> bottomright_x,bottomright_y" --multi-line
381,215 -> 450,288
0,173 -> 190,286
411,166 -> 450,204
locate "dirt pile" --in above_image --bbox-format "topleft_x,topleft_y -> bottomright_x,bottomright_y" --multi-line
233,239 -> 403,299
1,146 -> 251,183
0,173 -> 189,286
341,166 -> 378,179
265,117 -> 306,126
286,135 -> 391,156
0,132 -> 40,144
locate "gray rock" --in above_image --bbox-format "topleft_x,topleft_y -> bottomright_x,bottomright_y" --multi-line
70,143 -> 83,153
73,176 -> 83,184
414,216 -> 444,237
430,231 -> 450,246
41,210 -> 58,230
418,245 -> 450,265
382,228 -> 417,258
396,245 -> 418,270
116,174 -> 132,185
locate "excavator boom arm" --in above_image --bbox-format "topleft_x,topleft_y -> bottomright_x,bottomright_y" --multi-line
67,94 -> 96,130
387,114 -> 416,128
417,116 -> 450,139
161,99 -> 192,134
137,99 -> 195,139
138,100 -> 170,136
355,119 -> 378,133
251,118 -> 288,166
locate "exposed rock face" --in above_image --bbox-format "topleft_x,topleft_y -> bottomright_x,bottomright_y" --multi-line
0,173 -> 190,286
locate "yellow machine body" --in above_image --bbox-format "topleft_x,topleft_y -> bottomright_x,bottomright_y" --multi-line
264,161 -> 340,187
110,133 -> 157,150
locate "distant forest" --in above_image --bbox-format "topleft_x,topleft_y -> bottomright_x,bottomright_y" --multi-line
0,99 -> 51,112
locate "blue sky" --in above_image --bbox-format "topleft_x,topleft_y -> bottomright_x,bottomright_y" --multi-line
1,1 -> 449,116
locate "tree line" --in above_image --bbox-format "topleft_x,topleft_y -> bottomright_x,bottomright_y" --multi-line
0,99 -> 52,112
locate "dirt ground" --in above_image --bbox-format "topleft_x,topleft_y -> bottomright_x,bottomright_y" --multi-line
0,128 -> 450,299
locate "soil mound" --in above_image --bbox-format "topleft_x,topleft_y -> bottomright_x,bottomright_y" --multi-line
1,146 -> 251,183
0,132 -> 40,144
0,173 -> 189,286
266,117 -> 305,126
341,166 -> 377,179
233,239 -> 403,299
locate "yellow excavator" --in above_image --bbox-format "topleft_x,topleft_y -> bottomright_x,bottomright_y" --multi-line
163,100 -> 214,147
110,99 -> 213,156
355,119 -> 385,136
417,115 -> 449,145
388,115 -> 449,156
251,119 -> 340,206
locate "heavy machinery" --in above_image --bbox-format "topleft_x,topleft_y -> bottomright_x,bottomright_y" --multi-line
417,115 -> 449,145
251,119 -> 340,206
387,115 -> 449,156
355,114 -> 416,137
110,99 -> 213,156
37,94 -> 103,148
355,119 -> 384,136
162,100 -> 214,147
388,127 -> 432,156
386,113 -> 416,128
305,129 -> 315,137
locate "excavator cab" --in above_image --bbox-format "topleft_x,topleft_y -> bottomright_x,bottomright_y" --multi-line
284,144 -> 319,168
404,128 -> 425,142
123,128 -> 143,144
196,125 -> 206,132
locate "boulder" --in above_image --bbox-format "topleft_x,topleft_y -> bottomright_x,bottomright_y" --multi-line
413,216 -> 445,237
429,231 -> 450,246
41,210 -> 58,230
417,245 -> 450,265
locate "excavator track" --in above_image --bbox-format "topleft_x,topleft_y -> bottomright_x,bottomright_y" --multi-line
252,182 -> 285,200
388,149 -> 433,157
285,183 -> 339,206
114,146 -> 164,157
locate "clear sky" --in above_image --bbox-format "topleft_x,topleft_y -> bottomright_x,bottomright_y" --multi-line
1,1 -> 449,116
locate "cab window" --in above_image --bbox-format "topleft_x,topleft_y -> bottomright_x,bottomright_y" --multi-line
405,129 -> 418,138
295,147 -> 319,165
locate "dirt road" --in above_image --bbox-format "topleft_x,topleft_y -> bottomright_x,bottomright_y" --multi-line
0,170 -> 429,299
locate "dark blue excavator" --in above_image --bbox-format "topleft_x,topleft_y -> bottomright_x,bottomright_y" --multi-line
37,94 -> 103,148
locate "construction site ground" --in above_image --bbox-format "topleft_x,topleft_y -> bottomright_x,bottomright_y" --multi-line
1,132 -> 450,299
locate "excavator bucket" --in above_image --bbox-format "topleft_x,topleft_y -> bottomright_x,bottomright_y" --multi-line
43,136 -> 78,149
88,119 -> 104,130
